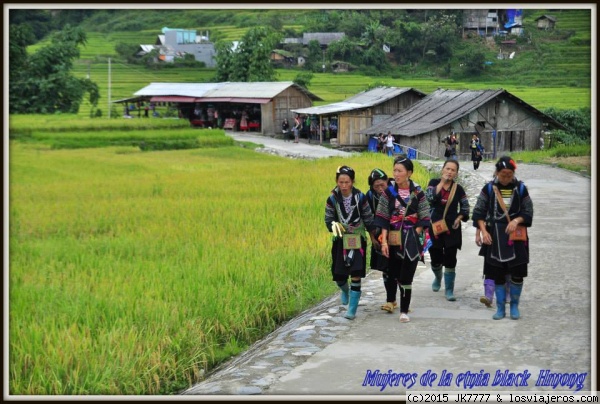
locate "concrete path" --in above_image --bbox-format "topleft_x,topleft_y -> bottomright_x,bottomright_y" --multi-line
225,131 -> 354,159
183,138 -> 594,397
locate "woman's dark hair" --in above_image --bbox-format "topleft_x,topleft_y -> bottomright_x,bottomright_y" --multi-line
442,159 -> 460,171
336,165 -> 355,181
368,168 -> 388,187
495,156 -> 517,171
393,155 -> 413,172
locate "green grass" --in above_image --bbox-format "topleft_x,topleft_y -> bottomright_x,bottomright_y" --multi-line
9,130 -> 430,395
16,128 -> 232,150
9,114 -> 190,134
510,144 -> 591,175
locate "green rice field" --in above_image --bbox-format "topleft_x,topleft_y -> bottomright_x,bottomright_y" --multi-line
8,124 -> 431,394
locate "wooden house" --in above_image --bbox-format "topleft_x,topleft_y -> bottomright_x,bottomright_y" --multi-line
360,89 -> 565,159
462,9 -> 501,37
119,82 -> 321,135
270,50 -> 295,67
292,87 -> 426,146
535,15 -> 557,30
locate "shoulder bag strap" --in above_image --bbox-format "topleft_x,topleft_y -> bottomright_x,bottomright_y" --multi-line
492,185 -> 511,224
441,182 -> 457,221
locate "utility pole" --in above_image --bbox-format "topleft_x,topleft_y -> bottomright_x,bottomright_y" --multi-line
108,57 -> 111,119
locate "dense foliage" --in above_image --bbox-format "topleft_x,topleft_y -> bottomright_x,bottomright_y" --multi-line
214,26 -> 281,82
542,107 -> 591,145
9,24 -> 99,114
9,8 -> 591,115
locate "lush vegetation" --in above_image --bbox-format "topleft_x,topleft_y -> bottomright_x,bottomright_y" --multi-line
510,144 -> 591,176
9,25 -> 99,114
8,121 -> 429,394
12,8 -> 591,119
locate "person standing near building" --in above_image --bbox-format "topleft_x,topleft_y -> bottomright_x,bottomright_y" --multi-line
325,166 -> 377,320
293,115 -> 301,143
470,134 -> 483,170
426,160 -> 470,301
472,156 -> 534,320
444,133 -> 459,160
282,118 -> 290,141
385,132 -> 395,157
376,156 -> 431,323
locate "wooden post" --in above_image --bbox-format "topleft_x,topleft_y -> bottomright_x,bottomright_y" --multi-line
319,115 -> 323,145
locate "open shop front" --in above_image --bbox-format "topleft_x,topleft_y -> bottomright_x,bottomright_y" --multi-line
152,96 -> 269,132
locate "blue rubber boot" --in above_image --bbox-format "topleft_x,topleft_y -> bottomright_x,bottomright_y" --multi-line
337,282 -> 349,305
444,269 -> 456,301
493,284 -> 507,320
344,290 -> 361,320
509,281 -> 523,320
431,265 -> 443,292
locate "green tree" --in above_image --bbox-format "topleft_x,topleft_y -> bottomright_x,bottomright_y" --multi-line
9,9 -> 54,41
305,40 -> 323,72
419,14 -> 459,63
293,72 -> 313,89
389,14 -> 458,66
220,26 -> 280,82
213,40 -> 235,81
542,107 -> 591,141
459,42 -> 487,76
389,21 -> 422,64
9,24 -> 99,114
361,45 -> 390,72
326,36 -> 355,62
115,42 -> 141,63
361,20 -> 388,48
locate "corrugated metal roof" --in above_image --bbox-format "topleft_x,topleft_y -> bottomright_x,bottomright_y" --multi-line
303,32 -> 345,45
133,81 -> 322,101
361,89 -> 565,136
361,89 -> 504,136
292,87 -> 423,115
150,96 -> 197,103
135,83 -> 220,97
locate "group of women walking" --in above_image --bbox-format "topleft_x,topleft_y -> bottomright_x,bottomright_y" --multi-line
324,155 -> 533,323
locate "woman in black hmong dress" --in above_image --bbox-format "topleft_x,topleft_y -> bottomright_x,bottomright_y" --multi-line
324,166 -> 377,320
375,157 -> 431,323
426,159 -> 470,302
472,156 -> 534,320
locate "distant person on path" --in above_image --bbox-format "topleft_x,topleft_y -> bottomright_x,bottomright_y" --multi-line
376,156 -> 431,323
365,168 -> 397,313
329,119 -> 338,138
444,133 -> 459,160
240,111 -> 249,131
282,118 -> 290,141
325,166 -> 377,320
377,133 -> 386,153
293,115 -> 301,143
470,134 -> 483,170
310,118 -> 318,143
385,132 -> 395,157
472,156 -> 534,320
426,160 -> 470,301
